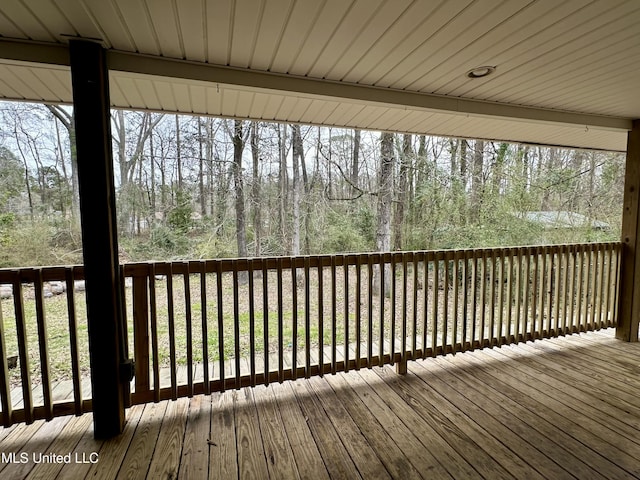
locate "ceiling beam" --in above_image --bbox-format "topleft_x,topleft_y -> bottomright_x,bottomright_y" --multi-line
106,51 -> 632,132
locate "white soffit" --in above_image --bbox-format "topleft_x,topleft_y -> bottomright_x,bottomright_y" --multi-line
0,0 -> 636,151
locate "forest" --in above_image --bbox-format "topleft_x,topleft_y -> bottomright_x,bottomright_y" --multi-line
0,102 -> 626,269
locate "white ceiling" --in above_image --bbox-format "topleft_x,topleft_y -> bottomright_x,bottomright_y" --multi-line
0,0 -> 637,151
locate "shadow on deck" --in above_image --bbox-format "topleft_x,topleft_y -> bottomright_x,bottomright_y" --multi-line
1,328 -> 640,479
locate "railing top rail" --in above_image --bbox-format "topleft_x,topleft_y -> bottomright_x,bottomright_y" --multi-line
0,241 -> 622,283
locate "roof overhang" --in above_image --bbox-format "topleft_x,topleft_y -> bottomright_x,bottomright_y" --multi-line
0,0 -> 635,151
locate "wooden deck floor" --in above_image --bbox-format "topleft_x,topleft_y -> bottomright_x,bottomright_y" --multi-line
2,328 -> 640,479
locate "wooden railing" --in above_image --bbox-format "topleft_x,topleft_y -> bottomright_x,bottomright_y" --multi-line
0,242 -> 622,425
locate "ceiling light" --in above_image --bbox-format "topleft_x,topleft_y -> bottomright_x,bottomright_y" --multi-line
466,66 -> 496,78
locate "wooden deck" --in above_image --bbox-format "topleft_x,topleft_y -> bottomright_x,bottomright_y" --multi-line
1,328 -> 640,479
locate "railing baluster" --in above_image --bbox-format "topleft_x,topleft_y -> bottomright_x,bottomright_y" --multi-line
586,245 -> 595,331
567,247 -> 576,333
452,251 -> 459,352
262,260 -> 269,384
248,259 -> 256,387
443,254 -> 449,351
132,270 -> 150,397
538,248 -> 547,338
432,253 -> 439,356
390,253 -> 397,361
612,244 -> 622,326
343,256 -> 349,373
497,251 -> 505,344
276,258 -> 284,383
355,256 -> 361,369
232,261 -> 241,386
216,261 -> 225,391
304,257 -> 311,378
379,253 -> 385,363
401,253 -> 408,363
412,253 -> 419,358
521,248 -> 530,339
514,249 -> 522,342
331,255 -> 337,375
317,260 -> 324,375
367,255 -> 374,367
13,273 -> 32,423
505,249 -> 513,343
461,251 -> 469,351
545,247 -> 553,336
422,253 -> 430,358
470,252 -> 478,349
529,248 -> 538,339
64,267 -> 82,415
575,245 -> 585,332
34,269 -> 52,419
552,246 -> 561,336
166,265 -> 177,400
291,260 -> 298,380
488,250 -> 496,345
597,244 -> 607,329
184,263 -> 193,397
560,246 -> 569,334
149,265 -> 160,402
479,251 -> 487,346
200,263 -> 210,395
0,284 -> 12,426
603,245 -> 614,327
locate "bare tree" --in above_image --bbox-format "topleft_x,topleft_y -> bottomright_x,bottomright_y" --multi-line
394,134 -> 411,250
232,120 -> 249,282
373,132 -> 394,296
250,122 -> 262,257
46,105 -> 79,221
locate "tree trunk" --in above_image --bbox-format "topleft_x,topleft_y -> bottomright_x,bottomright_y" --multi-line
233,120 -> 248,283
351,129 -> 361,196
278,124 -> 288,249
291,125 -> 303,261
471,140 -> 484,223
198,117 -> 206,216
250,122 -> 262,258
176,114 -> 183,191
46,105 -> 80,224
394,134 -> 411,250
374,132 -> 394,296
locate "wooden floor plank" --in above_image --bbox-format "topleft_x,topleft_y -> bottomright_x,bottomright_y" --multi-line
424,354 -> 611,480
146,397 -> 189,480
323,371 -> 429,480
116,401 -> 168,480
523,337 -> 640,410
477,345 -> 640,466
208,390 -> 237,480
0,420 -> 43,475
495,342 -> 640,440
270,381 -> 330,480
252,384 -> 302,480
358,367 -> 481,480
407,357 -> 569,480
306,375 -> 392,480
1,416 -> 70,479
178,395 -> 212,480
235,387 -> 270,480
372,364 -> 519,480
466,348 -> 640,479
53,419 -> 102,480
82,404 -> 145,480
289,379 -> 363,479
25,413 -> 93,480
4,330 -> 640,479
